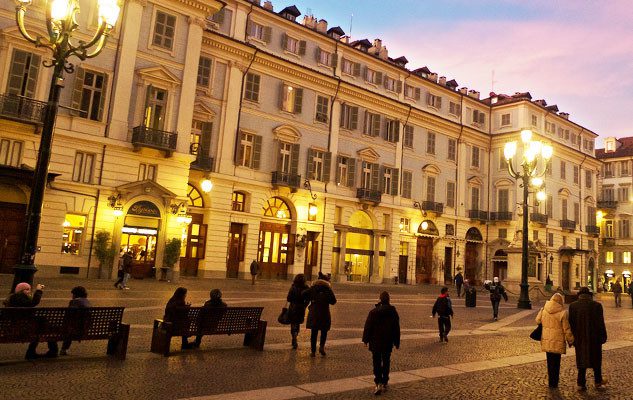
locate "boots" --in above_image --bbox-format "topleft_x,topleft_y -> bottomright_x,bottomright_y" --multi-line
291,334 -> 298,350
318,345 -> 326,356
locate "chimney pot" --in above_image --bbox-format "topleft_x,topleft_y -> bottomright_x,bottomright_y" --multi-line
459,87 -> 468,95
316,19 -> 328,33
439,76 -> 447,86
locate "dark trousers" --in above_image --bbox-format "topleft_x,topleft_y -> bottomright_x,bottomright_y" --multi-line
372,351 -> 392,385
61,339 -> 72,351
491,300 -> 500,318
27,341 -> 58,356
310,329 -> 327,352
438,316 -> 451,339
578,366 -> 602,387
546,352 -> 561,388
456,283 -> 463,297
290,323 -> 300,336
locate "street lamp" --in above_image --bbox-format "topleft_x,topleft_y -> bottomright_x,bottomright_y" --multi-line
504,129 -> 553,309
12,0 -> 119,291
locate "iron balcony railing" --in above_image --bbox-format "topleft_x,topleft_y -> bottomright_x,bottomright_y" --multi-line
560,219 -> 577,231
132,126 -> 177,155
597,200 -> 618,209
271,171 -> 301,189
530,213 -> 549,224
489,211 -> 513,221
0,93 -> 46,125
602,237 -> 615,246
421,201 -> 444,214
191,156 -> 214,171
468,209 -> 488,221
585,225 -> 600,236
356,188 -> 382,204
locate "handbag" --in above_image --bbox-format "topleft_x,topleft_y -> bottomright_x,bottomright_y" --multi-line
530,323 -> 543,341
277,303 -> 291,325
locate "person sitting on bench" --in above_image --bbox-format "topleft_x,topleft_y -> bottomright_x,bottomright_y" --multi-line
164,287 -> 193,350
194,289 -> 227,348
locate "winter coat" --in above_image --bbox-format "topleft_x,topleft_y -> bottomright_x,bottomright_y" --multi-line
535,294 -> 574,354
432,294 -> 454,318
163,297 -> 189,323
4,289 -> 43,307
303,279 -> 336,331
568,294 -> 607,369
249,260 -> 260,276
629,285 -> 633,296
362,303 -> 400,353
68,297 -> 92,308
202,298 -> 227,308
121,253 -> 133,274
454,273 -> 464,286
287,283 -> 309,324
612,282 -> 623,294
484,282 -> 508,302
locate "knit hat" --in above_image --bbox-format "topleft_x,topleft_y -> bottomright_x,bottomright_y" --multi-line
15,282 -> 31,293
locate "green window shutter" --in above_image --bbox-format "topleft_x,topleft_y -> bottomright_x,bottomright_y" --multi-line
293,88 -> 303,114
371,163 -> 380,191
70,66 -> 85,116
339,106 -> 345,128
97,72 -> 108,121
306,148 -> 315,179
322,151 -> 331,182
7,50 -> 27,95
246,20 -> 253,36
199,122 -> 213,160
391,168 -> 399,196
375,72 -> 383,85
25,53 -> 40,98
363,66 -> 368,81
347,158 -> 356,187
335,155 -> 342,183
403,171 -> 412,198
352,62 -> 361,77
290,143 -> 300,176
252,135 -> 262,169
415,87 -> 421,100
396,81 -> 403,93
315,47 -> 321,62
263,26 -> 272,43
298,40 -> 306,55
331,53 -> 338,69
394,122 -> 400,143
281,33 -> 288,49
235,133 -> 244,165
372,114 -> 381,137
382,118 -> 389,140
278,82 -> 285,109
437,97 -> 442,109
350,107 -> 358,130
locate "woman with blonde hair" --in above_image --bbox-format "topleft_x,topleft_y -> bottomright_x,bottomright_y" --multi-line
536,292 -> 574,389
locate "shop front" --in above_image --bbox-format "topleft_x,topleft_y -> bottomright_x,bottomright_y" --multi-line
465,227 -> 484,284
257,197 -> 294,280
120,200 -> 161,278
333,210 -> 383,283
415,220 -> 438,284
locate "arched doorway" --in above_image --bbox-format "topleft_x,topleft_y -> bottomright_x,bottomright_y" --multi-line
0,183 -> 27,274
258,197 -> 294,279
465,227 -> 483,284
587,258 -> 595,292
344,211 -> 374,282
493,249 -> 508,282
416,220 -> 438,284
180,184 -> 207,277
120,200 -> 161,278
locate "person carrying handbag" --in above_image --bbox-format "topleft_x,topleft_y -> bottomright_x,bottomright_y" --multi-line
535,293 -> 574,390
286,274 -> 309,349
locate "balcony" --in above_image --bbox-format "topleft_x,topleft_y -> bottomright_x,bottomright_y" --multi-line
597,200 -> 618,210
356,188 -> 382,204
190,156 -> 214,171
530,213 -> 548,225
560,219 -> 577,231
421,201 -> 444,214
468,210 -> 488,221
271,171 -> 301,190
489,211 -> 513,222
132,126 -> 177,156
0,93 -> 46,126
585,225 -> 600,236
602,237 -> 615,246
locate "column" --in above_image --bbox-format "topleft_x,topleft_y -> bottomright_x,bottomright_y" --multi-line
217,62 -> 247,175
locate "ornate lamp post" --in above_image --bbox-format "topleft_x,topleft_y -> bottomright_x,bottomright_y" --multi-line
504,129 -> 553,309
12,0 -> 119,290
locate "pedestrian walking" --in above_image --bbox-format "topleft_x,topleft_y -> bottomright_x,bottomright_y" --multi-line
4,282 -> 58,359
432,287 -> 454,342
464,279 -> 477,307
116,251 -> 133,289
454,270 -> 464,298
194,288 -> 227,347
163,287 -> 194,350
362,291 -> 400,395
287,274 -> 309,349
114,250 -> 125,289
628,283 -> 633,308
303,273 -> 336,357
568,287 -> 608,391
250,259 -> 260,285
535,293 -> 574,390
612,278 -> 623,308
484,277 -> 508,321
60,286 -> 92,355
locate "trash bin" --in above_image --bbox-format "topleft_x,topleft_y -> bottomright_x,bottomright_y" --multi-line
465,287 -> 477,307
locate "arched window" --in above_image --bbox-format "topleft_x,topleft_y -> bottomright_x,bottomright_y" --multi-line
263,197 -> 291,219
187,184 -> 204,208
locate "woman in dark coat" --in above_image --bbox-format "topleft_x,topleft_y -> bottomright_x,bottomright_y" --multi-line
287,274 -> 309,349
164,287 -> 193,349
303,274 -> 336,356
568,287 -> 608,390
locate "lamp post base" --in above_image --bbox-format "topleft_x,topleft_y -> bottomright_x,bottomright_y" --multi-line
11,263 -> 38,293
517,282 -> 532,309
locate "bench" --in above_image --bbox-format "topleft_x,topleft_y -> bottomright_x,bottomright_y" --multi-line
0,307 -> 130,360
150,306 -> 267,356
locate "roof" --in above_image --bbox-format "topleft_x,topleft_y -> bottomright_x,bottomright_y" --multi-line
278,5 -> 301,17
596,137 -> 633,159
446,79 -> 459,88
393,56 -> 408,65
350,39 -> 372,49
327,26 -> 345,36
413,66 -> 431,76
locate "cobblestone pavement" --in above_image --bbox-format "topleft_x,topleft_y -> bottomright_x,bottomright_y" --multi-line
1,276 -> 632,399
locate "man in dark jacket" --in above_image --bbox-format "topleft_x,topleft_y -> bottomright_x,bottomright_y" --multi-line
484,277 -> 508,321
363,291 -> 400,395
60,286 -> 92,355
454,271 -> 464,298
250,260 -> 260,285
612,279 -> 623,308
194,289 -> 227,348
432,287 -> 454,342
303,275 -> 336,357
568,287 -> 608,391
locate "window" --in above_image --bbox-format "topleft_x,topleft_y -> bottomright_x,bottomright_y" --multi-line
72,152 -> 95,183
143,86 -> 168,130
341,58 -> 360,76
498,189 -> 509,212
576,238 -> 581,249
472,109 -> 485,126
236,132 -> 262,169
138,163 -> 157,181
280,84 -> 303,114
561,199 -> 568,220
548,232 -> 554,247
447,139 -> 456,161
560,160 -> 566,180
618,186 -> 629,202
531,115 -> 538,127
427,132 -> 436,154
546,195 -> 553,217
363,112 -> 381,136
426,93 -> 442,109
71,68 -> 107,121
619,219 -> 631,238
446,182 -> 455,208
585,170 -> 592,188
282,34 -> 305,55
384,119 -> 399,143
574,202 -> 580,223
61,214 -> 86,255
315,95 -> 329,123
6,49 -> 40,97
604,162 -> 613,177
244,73 -> 260,102
471,146 -> 480,168
399,218 -> 410,232
606,251 -> 614,264
381,167 -> 399,196
384,76 -> 400,92
403,125 -> 414,148
307,149 -> 331,182
573,165 -> 579,184
232,191 -> 245,211
449,101 -> 461,116
364,68 -> 382,85
471,186 -> 480,210
277,142 -> 293,174
533,230 -> 539,241
197,56 -> 212,87
189,119 -> 212,157
404,84 -> 420,100
361,161 -> 374,189
501,113 -> 510,126
499,149 -> 507,170
340,104 -> 359,130
499,229 -> 507,239
336,155 -> 355,187
446,224 -> 455,236
152,10 -> 176,50
546,122 -> 555,135
316,48 -> 334,67
247,20 -> 271,42
0,138 -> 23,167
603,188 -> 615,201
402,170 -> 412,198
624,251 -> 632,264
622,161 -> 631,176
426,176 -> 435,202
606,220 -> 614,237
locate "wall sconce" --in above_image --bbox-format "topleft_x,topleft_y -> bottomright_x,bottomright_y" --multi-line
412,201 -> 428,218
107,193 -> 123,217
304,179 -> 317,200
201,178 -> 213,193
171,201 -> 192,225
421,221 -> 429,231
296,233 -> 307,249
170,201 -> 186,215
308,203 -> 318,221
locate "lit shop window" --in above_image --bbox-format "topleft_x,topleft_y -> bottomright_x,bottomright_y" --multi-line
62,214 -> 86,255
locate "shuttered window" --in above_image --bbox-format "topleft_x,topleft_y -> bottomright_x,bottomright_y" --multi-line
244,73 -> 260,102
70,67 -> 108,121
6,49 -> 40,97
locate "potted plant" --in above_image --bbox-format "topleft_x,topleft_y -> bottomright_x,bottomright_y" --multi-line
161,238 -> 182,281
94,230 -> 116,279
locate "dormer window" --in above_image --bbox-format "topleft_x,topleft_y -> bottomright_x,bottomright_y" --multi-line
605,139 -> 616,153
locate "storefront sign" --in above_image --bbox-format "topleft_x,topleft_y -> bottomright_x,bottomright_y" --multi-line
127,201 -> 161,217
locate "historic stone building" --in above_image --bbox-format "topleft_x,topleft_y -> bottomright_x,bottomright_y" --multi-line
0,0 -> 601,292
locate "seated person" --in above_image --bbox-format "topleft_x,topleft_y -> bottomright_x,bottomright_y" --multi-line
60,286 -> 92,355
194,289 -> 227,347
164,287 -> 193,350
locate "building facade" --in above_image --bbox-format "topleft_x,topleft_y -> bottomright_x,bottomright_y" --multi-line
0,0 -> 601,292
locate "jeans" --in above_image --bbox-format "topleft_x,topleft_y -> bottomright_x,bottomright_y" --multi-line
372,351 -> 392,385
438,316 -> 451,339
578,366 -> 602,387
614,293 -> 621,307
122,273 -> 130,288
491,300 -> 500,318
456,284 -> 462,297
310,329 -> 327,353
546,352 -> 561,388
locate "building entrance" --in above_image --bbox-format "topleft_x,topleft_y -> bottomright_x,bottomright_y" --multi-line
121,201 -> 161,278
258,222 -> 293,279
0,202 -> 26,274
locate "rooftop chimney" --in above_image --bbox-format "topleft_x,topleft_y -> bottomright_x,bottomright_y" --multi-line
459,87 -> 468,95
534,99 -> 547,107
378,45 -> 388,60
438,76 -> 447,86
559,112 -> 569,120
468,90 -> 480,99
316,19 -> 327,33
263,0 -> 273,10
428,72 -> 438,83
302,15 -> 316,29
